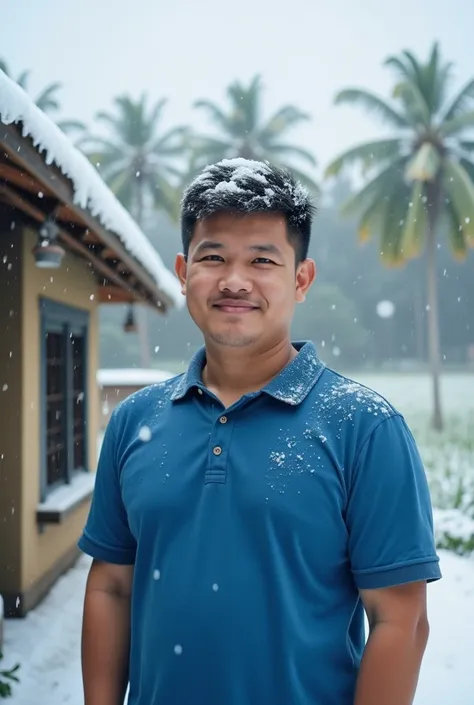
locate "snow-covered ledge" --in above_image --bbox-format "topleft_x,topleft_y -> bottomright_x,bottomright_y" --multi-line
36,471 -> 95,524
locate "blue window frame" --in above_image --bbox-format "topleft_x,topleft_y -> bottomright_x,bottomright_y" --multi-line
40,298 -> 89,499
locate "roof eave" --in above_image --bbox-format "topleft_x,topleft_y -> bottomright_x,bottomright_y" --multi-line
0,122 -> 175,313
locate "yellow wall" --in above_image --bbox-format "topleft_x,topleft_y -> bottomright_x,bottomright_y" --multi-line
21,227 -> 99,594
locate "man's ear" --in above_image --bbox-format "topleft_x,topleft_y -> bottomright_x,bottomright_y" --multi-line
175,253 -> 187,295
295,258 -> 316,303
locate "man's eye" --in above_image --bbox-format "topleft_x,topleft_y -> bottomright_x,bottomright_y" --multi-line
253,257 -> 275,265
199,255 -> 223,262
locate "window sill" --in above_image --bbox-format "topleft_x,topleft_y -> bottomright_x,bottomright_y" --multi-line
36,472 -> 95,524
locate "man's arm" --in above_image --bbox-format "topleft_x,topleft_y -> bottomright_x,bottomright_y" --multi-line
354,581 -> 430,705
82,559 -> 134,705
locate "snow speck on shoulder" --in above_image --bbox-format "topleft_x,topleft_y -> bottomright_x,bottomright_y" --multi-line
0,71 -> 182,307
319,372 -> 395,418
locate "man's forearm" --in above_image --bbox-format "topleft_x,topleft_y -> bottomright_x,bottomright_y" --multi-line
354,619 -> 429,705
82,588 -> 131,705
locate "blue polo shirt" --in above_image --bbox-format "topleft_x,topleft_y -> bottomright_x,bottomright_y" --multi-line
79,341 -> 441,705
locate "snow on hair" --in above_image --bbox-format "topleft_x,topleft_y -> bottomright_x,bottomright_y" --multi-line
180,158 -> 315,258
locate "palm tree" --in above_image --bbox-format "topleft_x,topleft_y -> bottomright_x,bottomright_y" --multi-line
80,94 -> 189,224
0,58 -> 85,135
192,74 -> 318,192
80,93 -> 190,367
325,43 -> 474,431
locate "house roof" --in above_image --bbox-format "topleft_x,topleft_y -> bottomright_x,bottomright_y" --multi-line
0,70 -> 183,312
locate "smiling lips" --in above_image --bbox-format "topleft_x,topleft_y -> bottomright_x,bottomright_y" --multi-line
212,299 -> 259,314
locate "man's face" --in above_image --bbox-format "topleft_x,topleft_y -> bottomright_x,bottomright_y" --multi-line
175,211 -> 315,349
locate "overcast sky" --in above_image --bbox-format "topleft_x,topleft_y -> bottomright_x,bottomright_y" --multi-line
1,0 -> 472,177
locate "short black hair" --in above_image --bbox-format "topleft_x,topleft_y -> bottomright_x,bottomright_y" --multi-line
180,158 -> 316,263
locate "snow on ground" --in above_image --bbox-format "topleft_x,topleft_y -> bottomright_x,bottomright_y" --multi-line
3,550 -> 474,704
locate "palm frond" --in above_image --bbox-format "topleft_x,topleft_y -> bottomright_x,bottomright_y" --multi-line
325,139 -> 403,179
265,143 -> 317,167
400,180 -> 427,258
151,126 -> 190,158
35,82 -> 62,113
57,119 -> 86,135
334,89 -> 409,128
442,158 -> 474,242
439,110 -> 474,137
17,70 -> 30,89
441,78 -> 474,122
379,185 -> 411,267
444,199 -> 469,260
385,56 -> 418,84
148,97 -> 168,129
425,42 -> 453,112
339,157 -> 408,218
357,193 -> 392,244
458,140 -> 474,154
459,157 -> 474,182
194,99 -> 233,134
260,105 -> 311,140
392,80 -> 431,126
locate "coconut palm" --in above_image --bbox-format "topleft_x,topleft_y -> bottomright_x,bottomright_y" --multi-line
191,74 -> 318,192
80,93 -> 189,223
325,43 -> 474,430
80,93 -> 190,367
0,58 -> 85,135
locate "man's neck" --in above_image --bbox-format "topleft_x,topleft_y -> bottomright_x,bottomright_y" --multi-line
201,338 -> 298,407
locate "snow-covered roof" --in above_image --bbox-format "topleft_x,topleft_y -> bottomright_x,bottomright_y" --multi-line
97,368 -> 175,387
0,70 -> 183,308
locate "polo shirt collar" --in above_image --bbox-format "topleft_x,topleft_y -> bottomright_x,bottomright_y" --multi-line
170,341 -> 325,406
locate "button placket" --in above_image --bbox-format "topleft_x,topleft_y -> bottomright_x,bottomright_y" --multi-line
205,413 -> 234,484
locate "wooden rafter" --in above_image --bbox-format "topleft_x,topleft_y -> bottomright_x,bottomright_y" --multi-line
0,181 -> 148,304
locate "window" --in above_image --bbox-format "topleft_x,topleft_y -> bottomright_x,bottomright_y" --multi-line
40,299 -> 89,496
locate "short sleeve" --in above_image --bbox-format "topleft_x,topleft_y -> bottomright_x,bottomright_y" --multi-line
78,411 -> 137,564
346,414 -> 441,590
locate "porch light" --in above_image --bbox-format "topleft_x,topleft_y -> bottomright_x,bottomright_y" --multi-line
33,219 -> 65,269
123,305 -> 137,333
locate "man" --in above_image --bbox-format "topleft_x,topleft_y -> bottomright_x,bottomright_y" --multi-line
79,158 -> 441,705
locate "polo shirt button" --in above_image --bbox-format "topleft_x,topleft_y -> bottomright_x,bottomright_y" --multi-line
219,416 -> 227,424
213,446 -> 222,456
197,388 -> 203,395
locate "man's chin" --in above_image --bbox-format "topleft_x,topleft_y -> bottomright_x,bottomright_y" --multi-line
207,331 -> 258,348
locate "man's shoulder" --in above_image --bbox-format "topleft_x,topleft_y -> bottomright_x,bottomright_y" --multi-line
111,373 -> 184,422
308,366 -> 399,424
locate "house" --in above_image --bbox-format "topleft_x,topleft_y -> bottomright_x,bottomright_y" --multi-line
0,70 -> 183,618
97,368 -> 174,429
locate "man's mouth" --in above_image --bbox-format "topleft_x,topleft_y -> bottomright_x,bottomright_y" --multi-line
212,300 -> 259,314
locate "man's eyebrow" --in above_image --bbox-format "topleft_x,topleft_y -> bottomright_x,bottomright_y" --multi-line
249,244 -> 283,256
191,241 -> 283,257
192,240 -> 224,255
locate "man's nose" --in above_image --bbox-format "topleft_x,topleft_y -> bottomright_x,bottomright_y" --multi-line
218,265 -> 253,293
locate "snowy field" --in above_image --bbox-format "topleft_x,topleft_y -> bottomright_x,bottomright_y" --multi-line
344,369 -> 474,417
3,371 -> 474,704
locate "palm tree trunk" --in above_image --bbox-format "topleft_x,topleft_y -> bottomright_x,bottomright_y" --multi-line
426,187 -> 443,431
135,182 -> 151,369
413,261 -> 425,362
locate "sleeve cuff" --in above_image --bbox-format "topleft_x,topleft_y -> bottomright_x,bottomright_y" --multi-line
78,531 -> 136,565
353,558 -> 442,589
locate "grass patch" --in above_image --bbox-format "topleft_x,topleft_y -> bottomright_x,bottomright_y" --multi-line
408,411 -> 474,555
